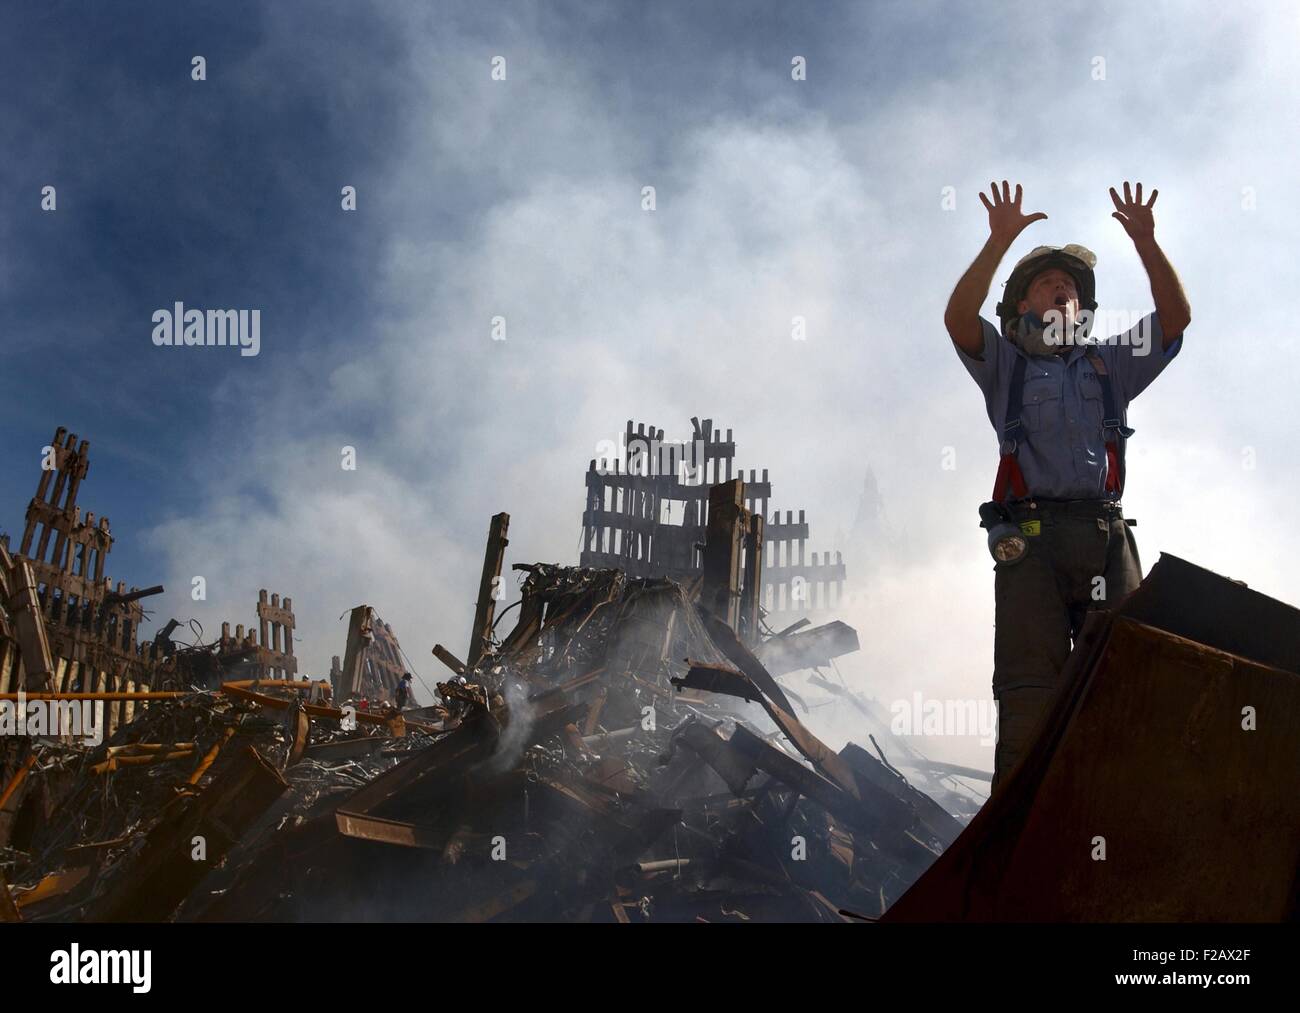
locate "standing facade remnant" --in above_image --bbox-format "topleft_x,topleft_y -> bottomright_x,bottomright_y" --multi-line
7,427 -> 155,691
580,418 -> 846,613
332,606 -> 407,704
215,590 -> 297,681
0,427 -> 299,738
335,606 -> 374,701
256,590 -> 296,677
0,427 -> 175,737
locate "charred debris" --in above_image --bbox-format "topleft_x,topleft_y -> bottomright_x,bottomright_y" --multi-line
1,421 -> 980,923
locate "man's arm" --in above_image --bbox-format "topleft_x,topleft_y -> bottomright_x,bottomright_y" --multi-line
945,181 -> 1047,357
945,232 -> 1016,356
1110,182 -> 1191,350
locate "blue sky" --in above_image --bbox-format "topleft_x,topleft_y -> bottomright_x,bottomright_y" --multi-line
3,1 -> 1296,767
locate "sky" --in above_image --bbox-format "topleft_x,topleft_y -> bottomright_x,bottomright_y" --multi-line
2,0 -> 1297,772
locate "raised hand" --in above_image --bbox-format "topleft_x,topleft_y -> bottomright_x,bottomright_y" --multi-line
1109,181 -> 1157,243
979,181 -> 1048,243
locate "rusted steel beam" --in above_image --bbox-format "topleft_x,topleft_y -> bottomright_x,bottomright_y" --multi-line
336,709 -> 501,828
285,701 -> 311,767
222,679 -> 329,694
740,512 -> 764,645
701,481 -> 746,629
219,682 -> 443,732
467,512 -> 510,668
334,811 -> 450,849
91,749 -> 195,775
188,726 -> 236,785
582,687 -> 607,735
102,585 -> 164,606
107,742 -> 197,754
432,644 -> 467,676
526,666 -> 604,704
725,724 -> 926,860
88,746 -> 288,922
674,660 -> 862,800
0,752 -> 37,811
696,611 -> 796,715
13,866 -> 90,912
0,691 -> 188,701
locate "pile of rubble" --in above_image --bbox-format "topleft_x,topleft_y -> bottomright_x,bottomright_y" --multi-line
2,426 -> 982,922
2,552 -> 966,922
1,678 -> 432,921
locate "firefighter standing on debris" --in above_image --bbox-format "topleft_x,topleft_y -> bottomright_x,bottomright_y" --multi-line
944,181 -> 1191,790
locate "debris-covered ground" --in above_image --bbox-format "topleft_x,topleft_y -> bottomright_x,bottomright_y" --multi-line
2,561 -> 969,923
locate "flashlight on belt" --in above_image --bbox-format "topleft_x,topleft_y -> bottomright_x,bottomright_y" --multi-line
979,501 -> 1029,565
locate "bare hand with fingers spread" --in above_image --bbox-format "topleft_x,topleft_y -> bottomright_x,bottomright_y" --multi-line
979,180 -> 1048,243
1109,180 -> 1157,244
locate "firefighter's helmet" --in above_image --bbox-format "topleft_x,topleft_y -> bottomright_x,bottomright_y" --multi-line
996,244 -> 1098,335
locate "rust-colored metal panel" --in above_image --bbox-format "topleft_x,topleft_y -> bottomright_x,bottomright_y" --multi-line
886,613 -> 1300,921
1121,554 -> 1300,673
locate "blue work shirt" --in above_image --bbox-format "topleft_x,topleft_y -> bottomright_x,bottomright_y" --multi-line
955,312 -> 1183,500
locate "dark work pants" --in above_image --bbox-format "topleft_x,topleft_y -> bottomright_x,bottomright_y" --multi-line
990,500 -> 1143,792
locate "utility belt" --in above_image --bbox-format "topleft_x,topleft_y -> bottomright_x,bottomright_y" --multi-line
1005,498 -> 1128,521
981,497 -> 1134,564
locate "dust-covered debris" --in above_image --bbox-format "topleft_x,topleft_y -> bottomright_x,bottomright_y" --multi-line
1,424 -> 977,923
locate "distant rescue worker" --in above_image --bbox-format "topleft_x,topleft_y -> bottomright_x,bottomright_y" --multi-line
395,672 -> 413,711
944,181 -> 1190,790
